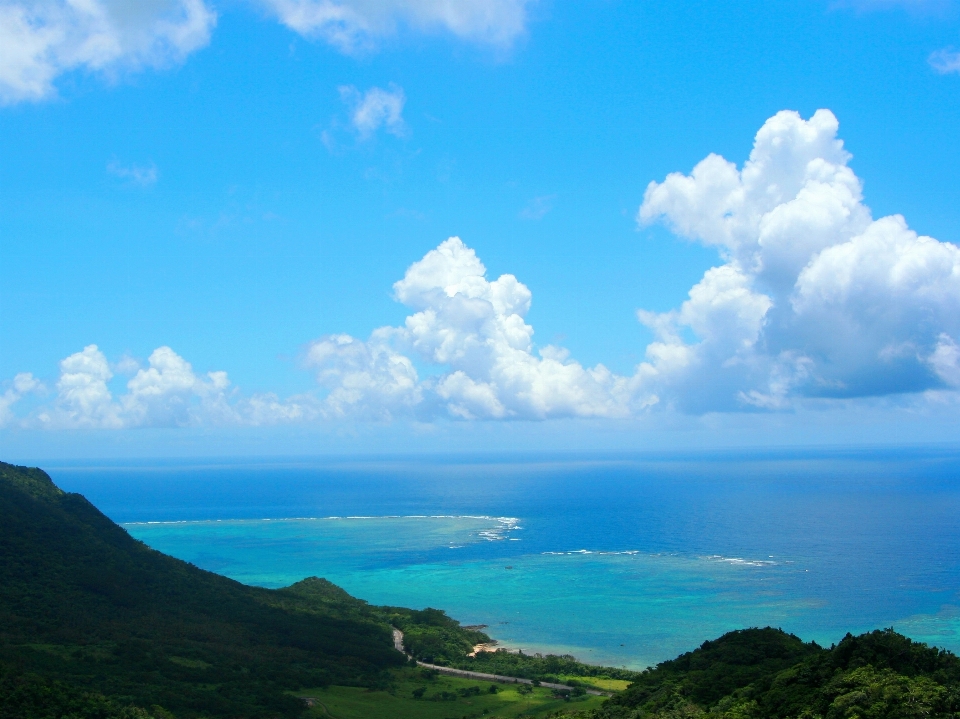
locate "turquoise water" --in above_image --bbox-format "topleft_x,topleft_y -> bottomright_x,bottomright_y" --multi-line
124,516 -> 819,668
50,449 -> 960,669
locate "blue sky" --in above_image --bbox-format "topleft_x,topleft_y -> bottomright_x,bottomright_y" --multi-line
2,0 -> 960,458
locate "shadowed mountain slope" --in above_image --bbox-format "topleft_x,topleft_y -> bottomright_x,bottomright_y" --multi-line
0,461 -> 404,718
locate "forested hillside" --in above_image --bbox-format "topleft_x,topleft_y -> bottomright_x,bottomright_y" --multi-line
566,626 -> 960,719
0,462 -> 404,718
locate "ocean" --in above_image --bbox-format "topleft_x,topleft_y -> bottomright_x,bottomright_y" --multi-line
46,448 -> 960,670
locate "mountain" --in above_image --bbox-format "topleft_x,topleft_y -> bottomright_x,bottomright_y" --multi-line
0,461 -> 404,718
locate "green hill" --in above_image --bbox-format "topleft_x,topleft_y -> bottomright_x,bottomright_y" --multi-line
574,626 -> 960,719
0,461 -> 404,718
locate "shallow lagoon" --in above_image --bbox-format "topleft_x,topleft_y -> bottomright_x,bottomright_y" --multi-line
49,448 -> 960,669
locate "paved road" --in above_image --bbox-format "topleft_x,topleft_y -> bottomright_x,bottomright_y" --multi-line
391,628 -> 610,697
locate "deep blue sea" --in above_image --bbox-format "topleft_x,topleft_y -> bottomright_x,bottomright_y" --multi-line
46,448 -> 960,669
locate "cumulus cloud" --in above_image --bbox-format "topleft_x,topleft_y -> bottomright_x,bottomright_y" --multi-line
0,0 -> 216,104
0,372 -> 43,427
31,344 -> 223,428
305,330 -> 421,419
220,117 -> 960,422
928,334 -> 960,388
5,109 -> 958,428
339,84 -> 406,139
0,344 -> 312,430
637,109 -> 960,411
305,237 -> 652,420
260,0 -> 530,53
930,48 -> 960,74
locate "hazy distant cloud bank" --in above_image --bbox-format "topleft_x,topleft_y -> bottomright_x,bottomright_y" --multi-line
3,109 -> 960,429
0,0 -> 215,103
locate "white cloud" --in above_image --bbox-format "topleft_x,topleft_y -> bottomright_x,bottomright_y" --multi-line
107,159 -> 158,186
928,334 -> 960,387
46,344 -> 123,428
0,372 -> 43,427
305,330 -> 421,419
0,0 -> 216,104
260,0 -> 530,53
305,237 -> 653,420
5,109 -> 958,428
34,344 -> 208,428
9,344 -> 309,429
0,0 -> 529,105
930,48 -> 960,74
120,346 -> 232,427
242,392 -> 318,424
638,109 -> 960,411
339,84 -> 406,139
113,354 -> 141,374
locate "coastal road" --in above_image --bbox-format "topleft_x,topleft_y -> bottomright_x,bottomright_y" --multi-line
391,628 -> 610,697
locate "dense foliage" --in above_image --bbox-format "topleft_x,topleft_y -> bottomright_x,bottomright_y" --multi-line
0,462 -> 404,718
0,664 -> 172,719
608,627 -> 822,710
379,605 -> 492,664
553,627 -> 960,719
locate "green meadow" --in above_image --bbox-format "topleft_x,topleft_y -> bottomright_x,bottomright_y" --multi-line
558,677 -> 631,693
296,667 -> 608,718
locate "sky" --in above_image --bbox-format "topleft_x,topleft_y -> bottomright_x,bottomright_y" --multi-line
2,0 -> 960,459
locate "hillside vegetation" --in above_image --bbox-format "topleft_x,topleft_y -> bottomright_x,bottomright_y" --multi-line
0,462 -> 404,717
556,626 -> 960,719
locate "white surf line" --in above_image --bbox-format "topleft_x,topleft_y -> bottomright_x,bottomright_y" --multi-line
125,514 -> 520,526
391,628 -> 611,697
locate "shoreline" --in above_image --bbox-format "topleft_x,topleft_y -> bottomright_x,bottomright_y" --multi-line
391,629 -> 612,697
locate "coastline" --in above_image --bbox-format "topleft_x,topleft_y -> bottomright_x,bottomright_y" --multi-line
391,628 -> 613,697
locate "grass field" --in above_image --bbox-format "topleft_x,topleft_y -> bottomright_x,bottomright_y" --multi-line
559,676 -> 632,692
297,668 -> 609,718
